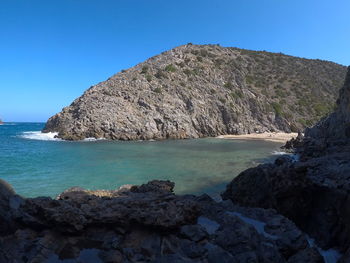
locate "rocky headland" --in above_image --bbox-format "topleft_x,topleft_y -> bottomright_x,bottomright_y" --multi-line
223,66 -> 350,262
43,44 -> 346,140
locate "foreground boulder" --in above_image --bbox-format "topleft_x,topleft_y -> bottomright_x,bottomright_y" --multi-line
43,44 -> 346,140
0,179 -> 324,262
223,67 -> 350,261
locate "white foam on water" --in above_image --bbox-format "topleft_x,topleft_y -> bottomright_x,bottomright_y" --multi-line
19,132 -> 107,142
272,150 -> 288,155
1,123 -> 16,126
307,236 -> 342,263
19,131 -> 62,141
83,137 -> 106,141
272,151 -> 300,162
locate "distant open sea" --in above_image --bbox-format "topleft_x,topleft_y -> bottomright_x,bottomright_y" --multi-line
0,123 -> 284,198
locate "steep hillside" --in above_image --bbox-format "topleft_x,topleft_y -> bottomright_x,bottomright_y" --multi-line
43,44 -> 347,140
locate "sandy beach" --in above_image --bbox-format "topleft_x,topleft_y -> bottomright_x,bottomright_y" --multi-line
217,132 -> 298,143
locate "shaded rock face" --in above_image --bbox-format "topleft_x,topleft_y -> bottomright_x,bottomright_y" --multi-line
223,67 -> 350,260
306,66 -> 350,143
43,44 -> 346,140
0,179 -> 324,262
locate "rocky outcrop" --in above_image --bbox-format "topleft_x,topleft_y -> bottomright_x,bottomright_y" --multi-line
0,179 -> 325,262
222,67 -> 350,261
305,66 -> 350,142
43,44 -> 346,140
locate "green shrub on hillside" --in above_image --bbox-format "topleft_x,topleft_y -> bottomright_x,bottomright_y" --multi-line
165,64 -> 177,72
146,74 -> 152,82
224,81 -> 233,89
271,102 -> 283,116
246,75 -> 255,85
141,65 -> 149,74
230,90 -> 244,100
154,87 -> 162,94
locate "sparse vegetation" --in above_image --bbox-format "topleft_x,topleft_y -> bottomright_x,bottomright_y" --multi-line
155,70 -> 167,79
230,90 -> 243,99
224,81 -> 233,89
146,74 -> 152,82
271,102 -> 283,116
141,66 -> 149,74
183,69 -> 192,76
154,87 -> 162,94
165,64 -> 177,72
47,44 -> 348,141
219,97 -> 226,103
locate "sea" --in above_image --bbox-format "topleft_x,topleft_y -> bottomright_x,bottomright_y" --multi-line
0,122 -> 285,198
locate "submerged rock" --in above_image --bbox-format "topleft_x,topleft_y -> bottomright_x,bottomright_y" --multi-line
0,180 -> 322,262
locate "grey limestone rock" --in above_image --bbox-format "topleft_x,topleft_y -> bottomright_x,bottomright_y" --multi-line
43,44 -> 346,140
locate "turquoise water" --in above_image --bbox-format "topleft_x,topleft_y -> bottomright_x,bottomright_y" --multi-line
0,123 -> 283,198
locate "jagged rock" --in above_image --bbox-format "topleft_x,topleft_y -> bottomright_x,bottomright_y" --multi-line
0,179 -> 23,235
43,44 -> 346,140
222,155 -> 350,251
16,180 -> 199,232
223,67 -> 350,257
282,131 -> 304,151
0,179 -> 322,262
287,248 -> 324,263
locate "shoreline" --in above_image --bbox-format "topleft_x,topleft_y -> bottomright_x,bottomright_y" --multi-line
216,132 -> 298,143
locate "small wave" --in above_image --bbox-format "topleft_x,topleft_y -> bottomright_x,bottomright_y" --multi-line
1,123 -> 16,126
272,151 -> 300,162
272,151 -> 288,155
19,131 -> 62,141
83,137 -> 106,141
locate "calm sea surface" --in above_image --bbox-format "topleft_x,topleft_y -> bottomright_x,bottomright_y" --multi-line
0,123 -> 283,198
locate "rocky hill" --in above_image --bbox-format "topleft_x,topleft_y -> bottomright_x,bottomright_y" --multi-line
43,44 -> 347,140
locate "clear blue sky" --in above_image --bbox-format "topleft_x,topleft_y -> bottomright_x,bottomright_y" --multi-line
1,0 -> 349,122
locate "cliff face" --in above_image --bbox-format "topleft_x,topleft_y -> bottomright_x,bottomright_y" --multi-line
306,66 -> 350,142
43,44 -> 346,140
223,67 -> 350,260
